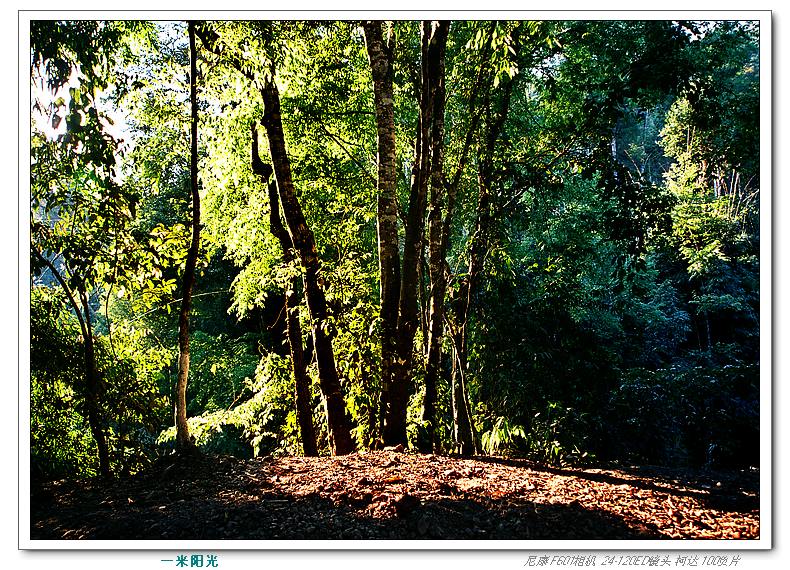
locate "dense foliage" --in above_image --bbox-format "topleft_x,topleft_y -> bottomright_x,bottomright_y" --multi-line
30,19 -> 760,479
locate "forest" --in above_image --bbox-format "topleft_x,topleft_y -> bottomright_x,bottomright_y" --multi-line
29,19 -> 761,541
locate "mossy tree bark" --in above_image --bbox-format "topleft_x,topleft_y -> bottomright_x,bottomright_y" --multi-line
364,20 -> 449,447
362,21 -> 402,447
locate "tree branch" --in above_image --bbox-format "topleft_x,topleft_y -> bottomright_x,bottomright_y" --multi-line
31,247 -> 89,342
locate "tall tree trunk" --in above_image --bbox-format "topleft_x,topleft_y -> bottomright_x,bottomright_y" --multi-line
389,21 -> 450,446
364,20 -> 450,447
419,20 -> 450,454
259,76 -> 354,456
251,125 -> 318,457
362,21 -> 401,447
175,20 -> 200,452
420,24 -> 492,454
388,21 -> 434,445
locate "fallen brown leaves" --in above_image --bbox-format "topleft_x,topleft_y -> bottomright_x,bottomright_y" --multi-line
30,450 -> 759,541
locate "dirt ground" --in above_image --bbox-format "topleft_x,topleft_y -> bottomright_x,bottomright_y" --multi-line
30,450 -> 759,541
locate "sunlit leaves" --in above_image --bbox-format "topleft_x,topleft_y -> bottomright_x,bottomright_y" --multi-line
31,19 -> 760,468
31,286 -> 170,477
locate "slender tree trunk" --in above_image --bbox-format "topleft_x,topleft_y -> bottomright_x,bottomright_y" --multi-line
362,21 -> 402,447
450,328 -> 476,456
32,249 -> 111,476
418,247 -> 429,362
357,353 -> 378,448
259,77 -> 354,456
419,20 -> 450,454
251,125 -> 318,457
286,284 -> 319,456
449,282 -> 477,456
448,172 -> 492,457
175,20 -> 200,452
450,71 -> 517,457
78,286 -> 111,477
421,215 -> 443,453
420,30 -> 490,454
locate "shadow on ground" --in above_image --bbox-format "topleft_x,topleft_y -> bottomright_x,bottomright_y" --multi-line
31,452 -> 756,541
32,483 -> 658,540
475,456 -> 759,514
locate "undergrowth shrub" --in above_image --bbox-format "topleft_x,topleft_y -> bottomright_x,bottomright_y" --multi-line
606,356 -> 758,467
479,402 -> 594,466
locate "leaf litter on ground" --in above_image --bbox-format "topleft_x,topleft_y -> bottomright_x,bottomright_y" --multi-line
30,450 -> 759,541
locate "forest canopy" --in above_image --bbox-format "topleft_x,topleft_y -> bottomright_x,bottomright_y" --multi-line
29,19 -> 760,481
